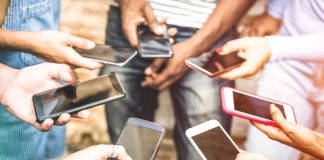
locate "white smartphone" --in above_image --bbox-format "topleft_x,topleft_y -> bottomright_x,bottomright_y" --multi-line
74,43 -> 137,66
221,86 -> 297,126
186,120 -> 240,160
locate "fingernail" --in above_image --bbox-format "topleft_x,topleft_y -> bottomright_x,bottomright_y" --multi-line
145,68 -> 152,75
86,41 -> 95,49
215,47 -> 223,54
155,26 -> 164,35
270,105 -> 277,114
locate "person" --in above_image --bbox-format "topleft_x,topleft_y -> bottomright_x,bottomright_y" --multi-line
0,62 -> 131,160
235,105 -> 324,159
101,0 -> 256,159
63,144 -> 131,160
218,0 -> 324,159
0,1 -> 101,159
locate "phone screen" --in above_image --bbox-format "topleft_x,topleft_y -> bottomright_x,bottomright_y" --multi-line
74,44 -> 137,64
192,126 -> 239,160
233,92 -> 286,120
138,25 -> 172,57
188,51 -> 245,75
116,123 -> 163,160
33,74 -> 124,119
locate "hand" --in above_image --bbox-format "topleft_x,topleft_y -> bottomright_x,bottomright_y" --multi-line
141,40 -> 197,90
63,145 -> 132,160
235,150 -> 271,160
253,104 -> 324,159
28,31 -> 102,69
218,37 -> 271,80
0,63 -> 91,132
119,0 -> 165,47
238,12 -> 281,37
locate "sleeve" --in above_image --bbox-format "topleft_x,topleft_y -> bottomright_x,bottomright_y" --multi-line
266,32 -> 324,62
267,0 -> 290,20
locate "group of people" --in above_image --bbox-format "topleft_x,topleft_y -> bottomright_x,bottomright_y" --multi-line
0,0 -> 323,160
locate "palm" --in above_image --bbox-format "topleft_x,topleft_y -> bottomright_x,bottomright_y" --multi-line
3,65 -> 62,125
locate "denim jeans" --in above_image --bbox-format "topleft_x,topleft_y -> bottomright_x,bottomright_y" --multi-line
101,6 -> 234,160
0,0 -> 65,159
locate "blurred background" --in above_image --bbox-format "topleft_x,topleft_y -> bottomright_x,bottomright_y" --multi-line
60,1 -> 314,159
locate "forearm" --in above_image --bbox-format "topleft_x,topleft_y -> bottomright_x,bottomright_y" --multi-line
0,29 -> 36,53
187,0 -> 256,55
267,32 -> 324,62
0,63 -> 17,105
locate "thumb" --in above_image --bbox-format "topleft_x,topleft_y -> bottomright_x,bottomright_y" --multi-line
143,3 -> 164,35
46,63 -> 74,83
270,104 -> 296,134
65,34 -> 95,50
145,59 -> 167,75
218,38 -> 250,55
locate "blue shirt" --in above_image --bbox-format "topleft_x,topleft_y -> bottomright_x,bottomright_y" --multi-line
0,0 -> 65,159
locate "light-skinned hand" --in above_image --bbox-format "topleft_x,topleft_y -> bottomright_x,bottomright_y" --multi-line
27,30 -> 102,69
0,63 -> 91,132
63,145 -> 132,160
218,37 -> 271,80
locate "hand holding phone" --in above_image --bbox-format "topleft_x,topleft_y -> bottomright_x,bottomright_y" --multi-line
33,73 -> 125,122
137,25 -> 173,58
110,118 -> 166,160
221,86 -> 297,126
185,50 -> 245,78
74,43 -> 137,66
186,120 -> 240,160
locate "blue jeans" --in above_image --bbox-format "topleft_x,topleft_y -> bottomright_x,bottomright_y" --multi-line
0,0 -> 65,159
101,6 -> 233,160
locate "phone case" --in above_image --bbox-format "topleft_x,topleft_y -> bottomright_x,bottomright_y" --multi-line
221,86 -> 297,127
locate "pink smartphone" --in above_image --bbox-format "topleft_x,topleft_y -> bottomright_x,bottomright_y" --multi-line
185,51 -> 245,78
221,86 -> 297,126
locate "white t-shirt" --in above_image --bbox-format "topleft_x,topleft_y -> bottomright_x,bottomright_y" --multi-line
112,0 -> 217,28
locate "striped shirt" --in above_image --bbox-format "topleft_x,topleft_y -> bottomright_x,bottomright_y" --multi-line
112,0 -> 217,28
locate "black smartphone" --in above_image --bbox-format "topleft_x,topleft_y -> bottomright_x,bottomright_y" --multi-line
185,51 -> 245,77
110,117 -> 166,160
74,43 -> 137,66
137,25 -> 173,58
33,73 -> 125,122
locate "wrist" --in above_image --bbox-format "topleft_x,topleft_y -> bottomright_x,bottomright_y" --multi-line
314,132 -> 324,158
0,64 -> 18,106
1,30 -> 36,53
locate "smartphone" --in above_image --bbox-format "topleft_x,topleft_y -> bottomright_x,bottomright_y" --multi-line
221,86 -> 297,126
33,73 -> 125,122
186,119 -> 240,160
185,51 -> 245,78
110,118 -> 165,160
74,43 -> 137,66
137,25 -> 173,58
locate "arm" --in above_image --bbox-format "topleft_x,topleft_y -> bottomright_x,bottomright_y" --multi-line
188,0 -> 256,55
267,32 -> 324,62
0,29 -> 102,69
